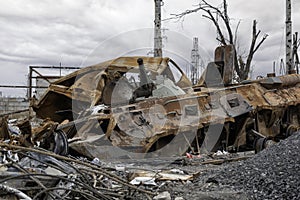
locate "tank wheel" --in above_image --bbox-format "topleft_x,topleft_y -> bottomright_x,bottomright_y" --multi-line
254,138 -> 266,153
286,125 -> 300,136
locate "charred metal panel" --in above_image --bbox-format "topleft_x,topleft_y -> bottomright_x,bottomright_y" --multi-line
235,84 -> 267,108
200,62 -> 225,87
215,45 -> 235,85
26,50 -> 300,158
259,77 -> 282,89
32,57 -> 191,121
219,93 -> 252,117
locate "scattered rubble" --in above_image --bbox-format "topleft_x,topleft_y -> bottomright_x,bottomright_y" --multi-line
153,191 -> 171,200
1,123 -> 300,199
213,132 -> 300,200
0,143 -> 155,199
1,48 -> 300,199
166,132 -> 300,200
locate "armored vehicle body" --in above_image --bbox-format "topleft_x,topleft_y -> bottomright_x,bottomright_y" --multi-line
31,46 -> 300,158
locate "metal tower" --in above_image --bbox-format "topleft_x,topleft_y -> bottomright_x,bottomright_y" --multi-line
154,0 -> 163,57
191,37 -> 200,85
286,0 -> 293,74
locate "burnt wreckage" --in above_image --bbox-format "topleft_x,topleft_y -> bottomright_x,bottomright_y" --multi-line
10,45 -> 300,159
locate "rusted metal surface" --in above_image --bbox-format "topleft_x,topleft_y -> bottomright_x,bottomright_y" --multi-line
32,57 -> 191,122
0,117 -> 10,140
3,45 -> 300,159
214,45 -> 235,85
29,56 -> 196,158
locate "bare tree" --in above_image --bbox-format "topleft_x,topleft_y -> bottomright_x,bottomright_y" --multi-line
292,32 -> 300,73
169,0 -> 268,81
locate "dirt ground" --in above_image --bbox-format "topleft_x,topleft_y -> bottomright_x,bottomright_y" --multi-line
107,132 -> 300,200
1,133 -> 299,199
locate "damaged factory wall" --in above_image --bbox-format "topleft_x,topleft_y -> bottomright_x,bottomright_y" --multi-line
0,95 -> 29,118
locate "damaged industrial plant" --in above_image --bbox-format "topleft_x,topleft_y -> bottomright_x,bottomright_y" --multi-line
1,0 -> 300,199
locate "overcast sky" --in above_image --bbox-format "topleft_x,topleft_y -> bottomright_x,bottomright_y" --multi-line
0,0 -> 299,97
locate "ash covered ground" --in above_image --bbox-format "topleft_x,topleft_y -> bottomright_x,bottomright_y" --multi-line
155,132 -> 300,200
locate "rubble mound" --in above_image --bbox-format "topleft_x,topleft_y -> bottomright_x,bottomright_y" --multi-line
204,133 -> 300,199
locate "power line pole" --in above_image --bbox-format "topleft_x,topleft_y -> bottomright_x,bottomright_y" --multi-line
286,0 -> 293,74
191,37 -> 200,85
154,0 -> 163,57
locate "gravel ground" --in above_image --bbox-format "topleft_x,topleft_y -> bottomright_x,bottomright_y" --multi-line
163,132 -> 300,200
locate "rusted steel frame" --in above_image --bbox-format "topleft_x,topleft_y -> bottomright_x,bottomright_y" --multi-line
31,68 -> 51,84
0,85 -> 48,89
29,66 -> 80,70
57,114 -> 112,130
163,95 -> 208,106
31,121 -> 57,142
0,109 -> 29,117
46,85 -> 73,99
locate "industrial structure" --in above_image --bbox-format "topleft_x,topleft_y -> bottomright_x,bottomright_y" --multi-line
286,0 -> 293,74
27,66 -> 80,99
0,65 -> 79,118
0,95 -> 29,118
190,37 -> 200,85
154,0 -> 163,57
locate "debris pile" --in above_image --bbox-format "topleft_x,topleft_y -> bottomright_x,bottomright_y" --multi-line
1,53 -> 300,199
214,132 -> 300,199
169,132 -> 300,199
0,144 -> 155,200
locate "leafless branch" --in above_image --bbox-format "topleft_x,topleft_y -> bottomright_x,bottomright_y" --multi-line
202,11 -> 227,45
253,33 -> 268,54
234,20 -> 241,46
164,7 -> 202,21
167,0 -> 268,81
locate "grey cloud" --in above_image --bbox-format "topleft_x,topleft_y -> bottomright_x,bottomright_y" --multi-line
0,0 -> 299,96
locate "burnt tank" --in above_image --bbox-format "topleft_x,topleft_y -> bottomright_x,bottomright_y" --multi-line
31,45 -> 300,159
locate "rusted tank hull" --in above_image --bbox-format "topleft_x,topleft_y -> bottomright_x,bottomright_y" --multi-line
28,54 -> 300,159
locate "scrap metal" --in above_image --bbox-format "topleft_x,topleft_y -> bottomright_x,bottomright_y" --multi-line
24,46 -> 300,159
1,45 -> 300,162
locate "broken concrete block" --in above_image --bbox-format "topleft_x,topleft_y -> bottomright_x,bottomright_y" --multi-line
153,191 -> 171,200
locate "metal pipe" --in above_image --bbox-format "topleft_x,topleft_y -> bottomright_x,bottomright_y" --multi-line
0,184 -> 32,200
29,66 -> 80,70
279,73 -> 300,86
0,85 -> 48,88
29,66 -> 33,99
